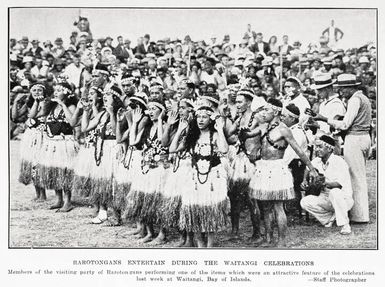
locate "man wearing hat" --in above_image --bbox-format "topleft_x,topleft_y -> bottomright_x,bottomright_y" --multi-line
19,36 -> 31,55
29,39 -> 43,58
16,56 -> 34,82
310,73 -> 346,134
104,36 -> 114,50
114,39 -> 134,62
301,135 -> 353,234
52,38 -> 65,59
311,74 -> 372,223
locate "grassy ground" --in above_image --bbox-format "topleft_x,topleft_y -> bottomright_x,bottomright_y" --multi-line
9,141 -> 377,249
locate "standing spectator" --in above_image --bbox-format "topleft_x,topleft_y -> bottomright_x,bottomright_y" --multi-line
249,33 -> 270,56
64,53 -> 84,93
29,39 -> 43,58
114,39 -> 134,63
310,73 -> 346,134
279,35 -> 294,55
312,74 -> 372,223
52,38 -> 66,59
268,35 -> 279,54
283,77 -> 310,125
322,20 -> 344,48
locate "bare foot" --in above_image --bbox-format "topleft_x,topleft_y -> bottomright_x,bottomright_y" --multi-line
104,218 -> 122,227
276,238 -> 287,248
39,190 -> 47,201
56,203 -> 74,212
127,227 -> 142,235
147,236 -> 167,246
251,236 -> 265,246
49,202 -> 63,210
134,229 -> 146,239
139,234 -> 154,243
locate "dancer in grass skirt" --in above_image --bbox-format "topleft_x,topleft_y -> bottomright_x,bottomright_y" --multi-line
162,98 -> 195,247
17,82 -> 49,201
226,88 -> 265,241
170,104 -> 230,247
124,98 -> 170,244
115,93 -> 149,227
246,98 -> 318,247
86,85 -> 124,224
72,86 -> 105,201
36,82 -> 78,212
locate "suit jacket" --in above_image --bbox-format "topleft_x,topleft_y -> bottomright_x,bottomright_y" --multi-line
28,46 -> 43,57
113,45 -> 133,62
249,41 -> 270,54
278,44 -> 294,55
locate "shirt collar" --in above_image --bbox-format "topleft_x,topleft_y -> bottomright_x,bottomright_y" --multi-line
324,93 -> 340,104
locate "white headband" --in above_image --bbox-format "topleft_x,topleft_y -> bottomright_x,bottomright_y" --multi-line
30,84 -> 46,90
282,107 -> 299,119
266,103 -> 282,112
148,101 -> 166,111
104,89 -> 121,98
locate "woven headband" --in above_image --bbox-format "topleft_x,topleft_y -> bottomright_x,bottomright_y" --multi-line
316,139 -> 334,149
104,89 -> 121,98
130,96 -> 147,108
30,83 -> 46,90
200,95 -> 220,104
266,103 -> 282,112
282,107 -> 299,119
148,101 -> 166,111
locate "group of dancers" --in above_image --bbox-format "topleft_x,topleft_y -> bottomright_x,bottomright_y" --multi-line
17,69 -> 320,248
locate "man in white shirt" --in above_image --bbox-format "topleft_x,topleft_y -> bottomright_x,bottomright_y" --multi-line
283,77 -> 310,126
301,135 -> 354,234
30,57 -> 49,80
282,104 -> 308,217
64,54 -> 84,93
310,74 -> 372,223
310,73 -> 346,134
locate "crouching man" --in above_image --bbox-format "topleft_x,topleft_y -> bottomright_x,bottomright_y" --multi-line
300,135 -> 354,235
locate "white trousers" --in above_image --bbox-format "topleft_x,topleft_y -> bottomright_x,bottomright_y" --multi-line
301,188 -> 354,226
344,134 -> 371,222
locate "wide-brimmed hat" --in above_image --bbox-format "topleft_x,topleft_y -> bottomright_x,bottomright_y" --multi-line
333,74 -> 361,87
310,73 -> 336,90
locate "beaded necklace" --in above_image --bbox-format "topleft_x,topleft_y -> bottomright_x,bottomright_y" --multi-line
190,130 -> 214,184
94,111 -> 108,166
237,111 -> 256,155
263,121 -> 288,151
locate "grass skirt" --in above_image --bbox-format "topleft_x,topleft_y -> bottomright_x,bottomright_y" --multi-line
158,156 -> 191,228
249,159 -> 295,200
179,163 -> 230,233
112,145 -> 136,212
18,128 -> 44,185
72,144 -> 95,198
124,160 -> 169,224
35,135 -> 78,191
88,140 -> 119,206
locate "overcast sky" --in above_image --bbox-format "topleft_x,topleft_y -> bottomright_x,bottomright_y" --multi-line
10,8 -> 376,49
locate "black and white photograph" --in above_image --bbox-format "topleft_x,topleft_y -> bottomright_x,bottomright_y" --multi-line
8,6 -> 377,250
